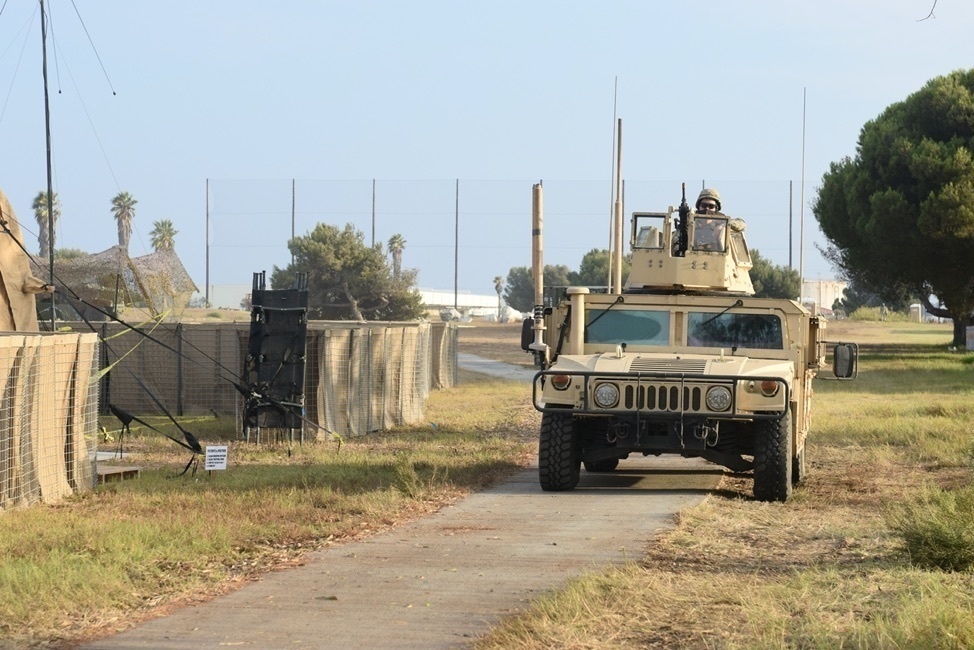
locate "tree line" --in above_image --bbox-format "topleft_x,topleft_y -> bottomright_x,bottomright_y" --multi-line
31,190 -> 178,258
814,68 -> 974,346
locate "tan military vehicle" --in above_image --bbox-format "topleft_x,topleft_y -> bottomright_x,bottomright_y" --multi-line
522,185 -> 857,502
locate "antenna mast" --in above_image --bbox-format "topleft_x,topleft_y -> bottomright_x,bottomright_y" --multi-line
40,0 -> 56,329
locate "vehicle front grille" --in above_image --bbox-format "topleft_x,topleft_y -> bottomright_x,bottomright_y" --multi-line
630,358 -> 708,373
623,384 -> 704,412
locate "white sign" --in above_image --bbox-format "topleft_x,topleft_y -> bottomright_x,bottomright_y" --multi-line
205,445 -> 229,471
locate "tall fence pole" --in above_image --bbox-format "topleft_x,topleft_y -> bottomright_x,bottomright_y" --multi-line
454,179 -> 459,311
291,178 -> 296,265
205,178 -> 210,306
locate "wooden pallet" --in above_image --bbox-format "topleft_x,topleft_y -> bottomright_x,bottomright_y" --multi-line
97,465 -> 141,484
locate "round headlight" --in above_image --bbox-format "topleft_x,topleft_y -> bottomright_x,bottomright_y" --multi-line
593,383 -> 620,408
706,385 -> 732,411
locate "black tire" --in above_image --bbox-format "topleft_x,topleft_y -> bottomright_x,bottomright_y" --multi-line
753,410 -> 793,502
539,412 -> 580,491
584,458 -> 620,472
792,443 -> 806,486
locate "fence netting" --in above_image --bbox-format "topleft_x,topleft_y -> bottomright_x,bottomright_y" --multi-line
0,332 -> 100,512
204,179 -> 799,299
101,320 -> 457,439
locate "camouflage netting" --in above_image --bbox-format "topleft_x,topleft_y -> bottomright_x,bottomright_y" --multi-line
30,246 -> 197,319
130,249 -> 198,316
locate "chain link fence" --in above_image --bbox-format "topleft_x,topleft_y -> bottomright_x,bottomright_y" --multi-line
0,332 -> 100,512
204,179 -> 801,299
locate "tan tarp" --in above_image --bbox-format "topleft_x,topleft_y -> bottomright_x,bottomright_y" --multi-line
1,331 -> 99,512
429,322 -> 456,389
68,334 -> 98,490
33,336 -> 75,502
0,189 -> 49,332
380,328 -> 404,429
0,335 -> 29,509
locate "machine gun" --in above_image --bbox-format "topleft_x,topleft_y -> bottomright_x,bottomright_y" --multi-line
674,182 -> 691,257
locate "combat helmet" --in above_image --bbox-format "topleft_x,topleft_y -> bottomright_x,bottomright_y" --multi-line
696,188 -> 722,212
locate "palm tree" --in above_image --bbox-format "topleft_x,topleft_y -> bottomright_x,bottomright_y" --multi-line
150,219 -> 178,251
32,191 -> 61,258
493,275 -> 504,317
388,233 -> 406,279
111,191 -> 137,251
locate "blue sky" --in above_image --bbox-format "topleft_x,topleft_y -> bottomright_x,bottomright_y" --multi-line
1,1 -> 971,301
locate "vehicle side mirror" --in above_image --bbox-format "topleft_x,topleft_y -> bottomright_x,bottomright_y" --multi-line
520,318 -> 534,351
831,342 -> 858,379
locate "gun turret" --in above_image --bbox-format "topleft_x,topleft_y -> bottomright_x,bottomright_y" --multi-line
623,183 -> 755,295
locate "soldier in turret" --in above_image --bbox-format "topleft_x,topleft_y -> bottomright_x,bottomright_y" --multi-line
694,188 -> 726,251
696,188 -> 722,214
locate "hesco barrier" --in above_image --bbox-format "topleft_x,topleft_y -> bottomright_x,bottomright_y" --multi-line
0,332 -> 100,512
99,320 -> 458,439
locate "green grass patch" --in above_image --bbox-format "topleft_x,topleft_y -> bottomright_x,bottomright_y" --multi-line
887,485 -> 974,572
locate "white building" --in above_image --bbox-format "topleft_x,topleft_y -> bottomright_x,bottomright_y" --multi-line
801,279 -> 848,316
418,289 -> 500,317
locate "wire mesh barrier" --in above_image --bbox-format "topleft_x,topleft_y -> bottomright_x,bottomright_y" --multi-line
430,321 -> 458,389
0,332 -> 100,512
100,322 -> 243,419
100,320 -> 458,439
313,323 -> 433,438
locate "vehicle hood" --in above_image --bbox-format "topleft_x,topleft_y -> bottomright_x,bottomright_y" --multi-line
551,352 -> 794,381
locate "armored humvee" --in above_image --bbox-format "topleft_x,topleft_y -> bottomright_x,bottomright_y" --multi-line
521,185 -> 857,502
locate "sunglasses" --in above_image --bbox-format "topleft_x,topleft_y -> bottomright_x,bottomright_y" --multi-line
699,202 -> 717,209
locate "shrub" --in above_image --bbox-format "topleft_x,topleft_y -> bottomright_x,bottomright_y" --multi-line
849,306 -> 908,321
887,485 -> 974,571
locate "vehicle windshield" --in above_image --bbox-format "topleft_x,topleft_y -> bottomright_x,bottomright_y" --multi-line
585,309 -> 670,345
687,311 -> 783,349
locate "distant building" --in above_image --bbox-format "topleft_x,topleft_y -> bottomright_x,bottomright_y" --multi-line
206,286 -> 502,318
801,279 -> 848,317
418,289 -> 501,318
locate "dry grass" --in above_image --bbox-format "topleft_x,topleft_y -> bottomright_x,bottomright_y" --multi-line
458,322 -> 536,367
